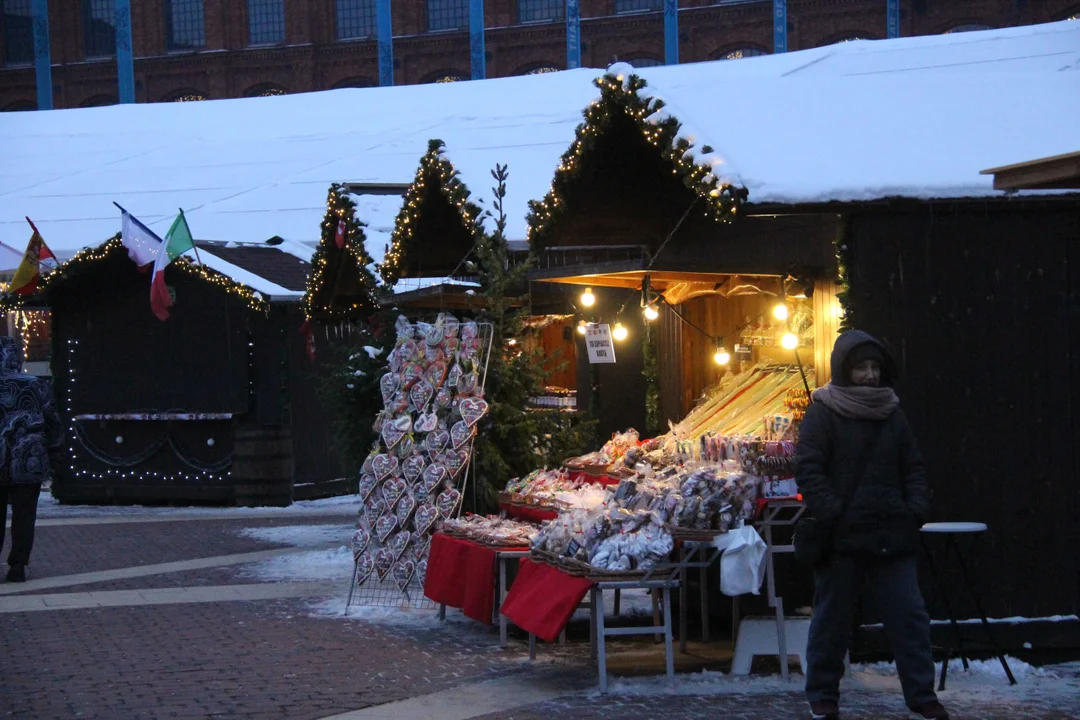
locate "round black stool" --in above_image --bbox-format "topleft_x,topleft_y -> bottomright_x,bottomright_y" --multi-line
920,522 -> 1017,690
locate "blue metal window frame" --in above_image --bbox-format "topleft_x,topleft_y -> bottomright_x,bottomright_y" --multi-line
615,0 -> 662,14
164,0 -> 205,51
83,0 -> 116,57
336,0 -> 376,39
427,0 -> 468,32
2,0 -> 34,65
248,0 -> 284,45
519,0 -> 563,23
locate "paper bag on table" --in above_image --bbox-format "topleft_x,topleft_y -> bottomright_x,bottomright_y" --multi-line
712,526 -> 767,597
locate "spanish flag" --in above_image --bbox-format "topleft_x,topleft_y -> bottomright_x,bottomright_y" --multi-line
10,218 -> 57,296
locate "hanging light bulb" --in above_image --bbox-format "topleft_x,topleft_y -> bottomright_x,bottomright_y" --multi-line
577,320 -> 587,335
773,303 -> 789,322
612,322 -> 628,341
580,287 -> 596,307
713,340 -> 731,366
643,304 -> 659,321
781,332 -> 799,350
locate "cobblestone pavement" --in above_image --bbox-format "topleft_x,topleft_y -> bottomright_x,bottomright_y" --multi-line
3,504 -> 1079,720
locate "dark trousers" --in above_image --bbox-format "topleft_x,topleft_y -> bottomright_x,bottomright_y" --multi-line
1,483 -> 42,567
806,552 -> 937,709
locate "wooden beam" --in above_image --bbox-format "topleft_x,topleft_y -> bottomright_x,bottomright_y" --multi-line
981,151 -> 1080,191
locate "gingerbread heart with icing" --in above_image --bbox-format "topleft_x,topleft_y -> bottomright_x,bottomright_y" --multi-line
443,449 -> 468,479
372,454 -> 398,482
375,547 -> 395,580
425,361 -> 448,389
425,428 -> 450,456
382,476 -> 407,509
413,503 -> 439,535
421,463 -> 448,495
387,389 -> 409,415
424,322 -> 445,346
402,362 -> 424,390
447,363 -> 463,389
389,530 -> 412,561
402,454 -> 426,483
381,414 -> 412,450
459,397 -> 488,427
451,420 -> 475,450
424,343 -> 445,364
351,528 -> 371,559
414,411 -> 438,434
380,373 -> 399,405
355,552 -> 375,586
395,315 -> 414,338
457,370 -> 479,397
357,473 -> 379,502
438,313 -> 460,339
411,531 -> 429,560
416,558 -> 428,587
372,413 -> 385,434
409,379 -> 434,411
362,449 -> 377,476
436,487 -> 462,519
462,321 -> 479,340
434,387 -> 453,410
387,346 -> 402,374
375,513 -> 398,543
393,558 -> 416,591
459,338 -> 482,362
396,435 -> 415,459
395,493 -> 416,527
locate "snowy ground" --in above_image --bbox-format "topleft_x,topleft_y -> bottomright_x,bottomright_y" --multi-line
36,489 -> 363,518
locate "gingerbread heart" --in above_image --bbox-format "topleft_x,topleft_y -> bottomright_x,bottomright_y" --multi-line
460,338 -> 482,361
451,420 -> 475,450
425,361 -> 448,389
389,530 -> 412,561
459,397 -> 489,427
447,363 -> 463,390
395,315 -> 414,338
402,362 -> 424,390
358,473 -> 379,502
355,552 -> 375,586
380,373 -> 399,405
409,379 -> 434,411
375,513 -> 398,543
434,387 -> 453,410
413,533 -> 431,561
352,528 -> 371,559
372,454 -> 398,482
421,463 -> 448,495
375,547 -> 396,580
402,454 -> 426,483
416,558 -> 428,587
424,322 -> 445,346
387,347 -> 402,374
383,477 -> 407,509
424,343 -> 445,364
457,371 -> 479,397
438,313 -> 460,339
425,428 -> 450,456
373,413 -> 385,434
414,411 -> 439,434
395,493 -> 416,527
462,321 -> 479,340
366,498 -> 388,521
443,337 -> 460,359
411,483 -> 431,504
399,338 -> 419,363
396,435 -> 415,459
443,449 -> 469,479
381,415 -> 412,450
361,449 -> 377,476
437,487 -> 462,519
415,322 -> 433,339
393,558 -> 416,591
414,503 -> 439,535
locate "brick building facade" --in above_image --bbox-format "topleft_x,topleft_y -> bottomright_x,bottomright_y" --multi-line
1,1 -> 1078,110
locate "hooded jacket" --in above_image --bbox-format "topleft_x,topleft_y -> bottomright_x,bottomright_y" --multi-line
795,331 -> 930,557
0,337 -> 65,485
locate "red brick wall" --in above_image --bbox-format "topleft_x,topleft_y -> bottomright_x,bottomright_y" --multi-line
2,0 -> 1078,109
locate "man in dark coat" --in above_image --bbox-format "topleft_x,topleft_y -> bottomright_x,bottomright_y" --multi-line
0,336 -> 65,582
796,330 -> 947,720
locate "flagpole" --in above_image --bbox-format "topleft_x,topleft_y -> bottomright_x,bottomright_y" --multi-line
179,208 -> 203,266
24,216 -> 41,235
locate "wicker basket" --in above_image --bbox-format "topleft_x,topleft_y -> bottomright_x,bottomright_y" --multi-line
666,525 -> 724,543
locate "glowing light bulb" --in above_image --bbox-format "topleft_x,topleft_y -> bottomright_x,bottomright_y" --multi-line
577,321 -> 587,336
773,303 -> 789,321
643,304 -> 659,321
714,348 -> 731,365
612,323 -> 628,341
782,332 -> 799,350
580,288 -> 596,307
507,338 -> 517,346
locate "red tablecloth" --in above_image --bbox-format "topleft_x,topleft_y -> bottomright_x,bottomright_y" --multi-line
499,559 -> 593,643
423,534 -> 497,624
499,503 -> 559,523
567,471 -> 621,486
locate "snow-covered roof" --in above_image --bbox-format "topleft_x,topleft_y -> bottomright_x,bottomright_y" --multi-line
1,21 -> 1077,276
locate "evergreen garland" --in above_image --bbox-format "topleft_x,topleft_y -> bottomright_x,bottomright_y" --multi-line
303,183 -> 380,320
834,216 -> 856,332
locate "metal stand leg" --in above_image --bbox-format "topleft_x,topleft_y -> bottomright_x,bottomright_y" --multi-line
775,595 -> 790,682
700,559 -> 710,643
923,535 -> 966,691
652,589 -> 662,643
590,590 -> 598,662
954,540 -> 1017,685
439,603 -> 447,621
614,589 -> 621,617
498,557 -> 508,647
559,628 -> 567,645
679,547 -> 689,653
344,558 -> 360,616
663,586 -> 675,684
529,633 -> 536,660
595,587 -> 608,693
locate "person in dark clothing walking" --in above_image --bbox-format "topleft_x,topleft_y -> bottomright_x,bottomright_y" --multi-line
0,336 -> 65,582
796,330 -> 948,720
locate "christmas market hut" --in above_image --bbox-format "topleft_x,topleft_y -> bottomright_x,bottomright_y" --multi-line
3,234 -> 330,506
520,20 -> 1080,624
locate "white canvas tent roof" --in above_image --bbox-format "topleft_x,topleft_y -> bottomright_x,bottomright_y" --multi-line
1,20 -> 1077,278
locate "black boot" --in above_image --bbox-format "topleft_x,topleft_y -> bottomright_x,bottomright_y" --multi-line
6,563 -> 26,582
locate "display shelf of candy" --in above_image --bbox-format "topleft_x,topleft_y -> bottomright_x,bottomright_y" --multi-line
562,429 -> 641,475
440,516 -> 538,548
351,313 -> 491,594
528,387 -> 577,410
502,469 -> 611,513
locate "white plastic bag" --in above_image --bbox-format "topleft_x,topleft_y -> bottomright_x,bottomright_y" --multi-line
712,526 -> 767,596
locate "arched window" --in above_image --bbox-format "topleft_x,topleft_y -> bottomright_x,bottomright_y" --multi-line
1065,12 -> 1079,20
331,76 -> 376,89
164,0 -> 205,51
336,0 -> 376,40
616,0 -> 662,13
516,62 -> 561,75
2,0 -> 35,65
944,23 -> 993,33
428,0 -> 468,32
83,0 -> 116,58
80,94 -> 116,107
519,0 -> 563,23
248,0 -> 285,45
719,47 -> 767,60
165,89 -> 208,102
244,83 -> 288,97
837,35 -> 868,43
621,55 -> 663,68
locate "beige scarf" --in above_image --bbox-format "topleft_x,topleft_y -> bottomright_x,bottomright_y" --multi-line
812,383 -> 899,420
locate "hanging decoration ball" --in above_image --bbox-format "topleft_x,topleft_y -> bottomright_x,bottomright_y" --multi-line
612,322 -> 628,342
643,304 -> 659,321
576,320 -> 587,336
115,436 -> 124,444
580,287 -> 596,308
773,303 -> 790,322
207,438 -> 215,447
781,332 -> 799,350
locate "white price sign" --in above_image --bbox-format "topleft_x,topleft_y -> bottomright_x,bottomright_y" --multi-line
585,324 -> 616,364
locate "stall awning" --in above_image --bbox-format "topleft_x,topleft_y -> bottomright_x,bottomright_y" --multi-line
980,151 -> 1080,191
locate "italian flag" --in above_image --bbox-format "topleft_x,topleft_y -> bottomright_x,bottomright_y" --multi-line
150,211 -> 195,321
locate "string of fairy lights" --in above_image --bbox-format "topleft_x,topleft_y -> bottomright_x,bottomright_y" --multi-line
526,69 -> 747,253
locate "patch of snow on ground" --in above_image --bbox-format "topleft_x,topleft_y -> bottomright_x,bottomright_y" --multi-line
236,523 -> 354,547
239,546 -> 355,582
36,489 -> 362,519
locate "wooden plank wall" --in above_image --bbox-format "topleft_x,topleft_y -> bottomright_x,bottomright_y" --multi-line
849,202 -> 1080,619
